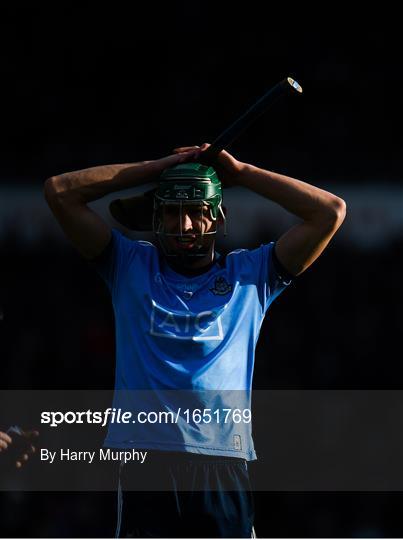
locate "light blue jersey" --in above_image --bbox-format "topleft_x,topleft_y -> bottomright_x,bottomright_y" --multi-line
93,228 -> 291,460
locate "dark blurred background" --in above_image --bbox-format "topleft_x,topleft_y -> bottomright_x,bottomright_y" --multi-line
0,4 -> 402,537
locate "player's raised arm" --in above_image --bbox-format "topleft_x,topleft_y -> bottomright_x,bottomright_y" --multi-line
233,164 -> 346,276
43,150 -> 198,260
192,144 -> 346,277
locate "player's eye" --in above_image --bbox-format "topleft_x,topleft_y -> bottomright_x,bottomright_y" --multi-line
194,206 -> 209,216
161,205 -> 210,219
164,205 -> 178,216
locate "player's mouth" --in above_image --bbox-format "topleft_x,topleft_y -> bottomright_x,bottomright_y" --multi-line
173,235 -> 198,250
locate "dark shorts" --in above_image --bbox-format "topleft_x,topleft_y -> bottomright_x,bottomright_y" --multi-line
116,450 -> 255,538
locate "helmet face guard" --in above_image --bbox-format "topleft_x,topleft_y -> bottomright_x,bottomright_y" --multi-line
152,163 -> 226,258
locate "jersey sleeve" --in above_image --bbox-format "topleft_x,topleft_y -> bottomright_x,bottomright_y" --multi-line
89,228 -> 139,296
236,242 -> 293,315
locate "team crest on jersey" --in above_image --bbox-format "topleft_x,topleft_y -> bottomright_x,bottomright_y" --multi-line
209,277 -> 233,296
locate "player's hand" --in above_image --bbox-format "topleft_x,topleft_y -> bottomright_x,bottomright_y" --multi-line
155,148 -> 202,170
0,428 -> 39,469
172,143 -> 245,188
15,429 -> 39,469
0,431 -> 12,452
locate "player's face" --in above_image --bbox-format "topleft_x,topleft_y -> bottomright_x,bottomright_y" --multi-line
162,203 -> 216,254
154,200 -> 226,270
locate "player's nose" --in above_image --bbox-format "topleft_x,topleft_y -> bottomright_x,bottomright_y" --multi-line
180,212 -> 194,232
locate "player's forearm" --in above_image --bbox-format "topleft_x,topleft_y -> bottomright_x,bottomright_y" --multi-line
236,163 -> 346,224
44,155 -> 180,205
